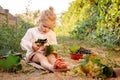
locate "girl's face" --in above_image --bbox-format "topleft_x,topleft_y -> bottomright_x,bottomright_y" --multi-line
40,23 -> 53,34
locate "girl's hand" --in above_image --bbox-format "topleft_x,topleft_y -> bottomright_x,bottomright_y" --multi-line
37,46 -> 45,54
32,42 -> 39,51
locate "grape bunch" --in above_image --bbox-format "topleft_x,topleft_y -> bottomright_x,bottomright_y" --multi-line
69,61 -> 101,77
76,47 -> 91,54
35,39 -> 47,46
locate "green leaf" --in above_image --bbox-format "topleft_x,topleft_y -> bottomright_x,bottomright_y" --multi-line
69,44 -> 80,53
79,55 -> 89,66
44,45 -> 54,56
13,64 -> 22,71
0,53 -> 21,71
99,66 -> 114,78
92,58 -> 101,65
0,49 -> 11,56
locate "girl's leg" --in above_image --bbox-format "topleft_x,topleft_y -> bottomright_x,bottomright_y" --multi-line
47,53 -> 68,69
47,53 -> 57,64
31,53 -> 54,71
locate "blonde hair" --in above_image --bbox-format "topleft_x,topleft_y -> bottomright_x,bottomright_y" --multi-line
38,6 -> 56,27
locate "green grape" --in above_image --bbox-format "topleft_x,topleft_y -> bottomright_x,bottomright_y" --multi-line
81,61 -> 93,75
71,64 -> 86,76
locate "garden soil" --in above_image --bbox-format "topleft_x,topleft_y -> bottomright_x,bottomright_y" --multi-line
0,56 -> 120,80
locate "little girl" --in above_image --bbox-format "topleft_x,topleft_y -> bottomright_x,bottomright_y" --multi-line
20,6 -> 68,72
